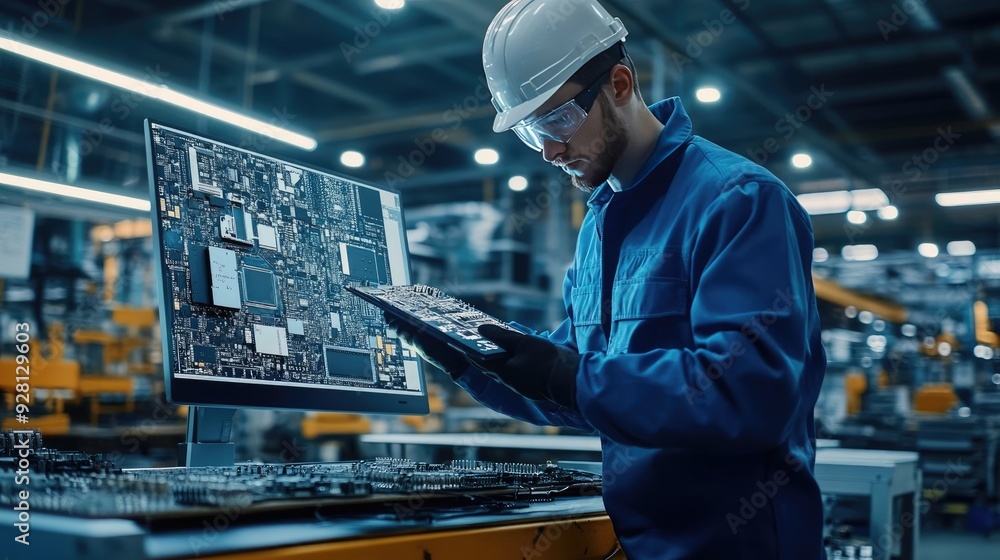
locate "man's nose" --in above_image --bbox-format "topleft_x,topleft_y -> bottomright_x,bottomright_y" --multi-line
541,137 -> 567,163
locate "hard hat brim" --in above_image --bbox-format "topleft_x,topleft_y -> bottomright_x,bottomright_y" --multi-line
492,84 -> 562,133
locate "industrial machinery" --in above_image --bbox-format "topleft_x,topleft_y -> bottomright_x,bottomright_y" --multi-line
0,429 -> 606,559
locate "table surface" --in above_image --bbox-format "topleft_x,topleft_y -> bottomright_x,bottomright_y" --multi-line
816,448 -> 919,466
360,432 -> 604,451
361,433 -> 842,453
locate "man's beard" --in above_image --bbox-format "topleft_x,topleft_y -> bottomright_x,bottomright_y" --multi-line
568,93 -> 628,194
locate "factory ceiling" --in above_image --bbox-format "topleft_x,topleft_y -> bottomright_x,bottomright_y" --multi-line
1,0 -> 998,251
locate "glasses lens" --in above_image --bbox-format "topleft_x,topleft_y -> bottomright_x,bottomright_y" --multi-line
513,102 -> 589,151
513,125 -> 543,151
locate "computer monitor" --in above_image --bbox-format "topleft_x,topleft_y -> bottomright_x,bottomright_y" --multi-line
145,121 -> 427,415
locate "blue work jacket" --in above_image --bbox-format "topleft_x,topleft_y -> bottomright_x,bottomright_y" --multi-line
456,97 -> 826,559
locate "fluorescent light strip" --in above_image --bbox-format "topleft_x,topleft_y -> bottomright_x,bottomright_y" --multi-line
797,188 -> 890,215
0,172 -> 150,211
0,35 -> 317,151
850,188 -> 889,211
796,191 -> 852,215
935,189 -> 1000,207
842,244 -> 878,262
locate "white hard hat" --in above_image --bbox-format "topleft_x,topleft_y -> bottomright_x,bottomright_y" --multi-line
483,0 -> 628,133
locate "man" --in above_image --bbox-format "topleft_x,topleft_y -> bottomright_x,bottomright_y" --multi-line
390,0 -> 827,557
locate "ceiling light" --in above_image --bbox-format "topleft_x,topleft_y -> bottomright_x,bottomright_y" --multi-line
937,341 -> 952,357
918,243 -> 939,258
791,153 -> 813,169
877,205 -> 899,220
846,210 -> 867,224
797,191 -> 851,215
813,247 -> 828,263
858,311 -> 874,325
946,240 -> 976,256
936,189 -> 1000,207
842,244 -> 878,261
901,324 -> 917,337
375,0 -> 405,9
508,176 -> 528,191
866,335 -> 887,352
0,172 -> 150,211
695,87 -> 721,103
340,150 -> 365,168
850,188 -> 889,211
474,148 -> 499,165
0,35 -> 317,150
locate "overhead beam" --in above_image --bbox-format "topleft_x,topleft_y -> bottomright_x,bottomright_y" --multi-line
315,103 -> 495,142
100,0 -> 273,32
717,0 -> 884,165
355,39 -> 480,74
0,98 -> 143,144
158,26 -> 391,112
602,0 -> 886,186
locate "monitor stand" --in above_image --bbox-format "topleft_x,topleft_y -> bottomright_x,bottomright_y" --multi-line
178,406 -> 236,467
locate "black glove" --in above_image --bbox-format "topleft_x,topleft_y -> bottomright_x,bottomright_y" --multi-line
384,313 -> 469,379
477,324 -> 581,410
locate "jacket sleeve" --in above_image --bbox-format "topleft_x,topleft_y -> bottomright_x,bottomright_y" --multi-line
453,269 -> 596,432
574,181 -> 817,453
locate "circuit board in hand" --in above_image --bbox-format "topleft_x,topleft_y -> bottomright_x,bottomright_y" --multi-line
346,284 -> 513,363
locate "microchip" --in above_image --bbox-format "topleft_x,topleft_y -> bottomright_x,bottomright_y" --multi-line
257,224 -> 279,251
208,246 -> 241,309
253,325 -> 288,356
340,244 -> 379,282
242,267 -> 278,308
193,346 -> 217,364
358,187 -> 382,219
323,346 -> 375,382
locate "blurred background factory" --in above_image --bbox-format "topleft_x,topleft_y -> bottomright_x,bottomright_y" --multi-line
0,0 -> 999,558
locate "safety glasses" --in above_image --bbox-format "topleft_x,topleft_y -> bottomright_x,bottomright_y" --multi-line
511,71 -> 609,152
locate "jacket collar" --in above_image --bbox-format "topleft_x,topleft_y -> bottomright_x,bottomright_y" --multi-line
587,96 -> 693,208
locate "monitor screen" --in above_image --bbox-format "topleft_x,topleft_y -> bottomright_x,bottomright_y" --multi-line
145,121 -> 427,414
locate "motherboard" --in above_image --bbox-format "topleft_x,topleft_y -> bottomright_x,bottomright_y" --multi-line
346,284 -> 510,361
148,123 -> 419,395
0,430 -> 601,520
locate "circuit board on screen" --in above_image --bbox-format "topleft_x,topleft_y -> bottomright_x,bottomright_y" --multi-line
148,123 -> 421,394
346,284 -> 510,361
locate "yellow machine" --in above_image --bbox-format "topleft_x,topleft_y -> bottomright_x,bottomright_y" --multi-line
0,323 -> 80,434
913,383 -> 959,414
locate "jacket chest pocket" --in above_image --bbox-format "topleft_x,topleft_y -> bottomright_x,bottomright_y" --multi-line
570,285 -> 605,353
609,249 -> 691,354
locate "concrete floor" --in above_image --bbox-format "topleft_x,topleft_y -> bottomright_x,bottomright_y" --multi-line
919,531 -> 998,560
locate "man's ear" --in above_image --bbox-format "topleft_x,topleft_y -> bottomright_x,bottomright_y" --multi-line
609,64 -> 634,107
